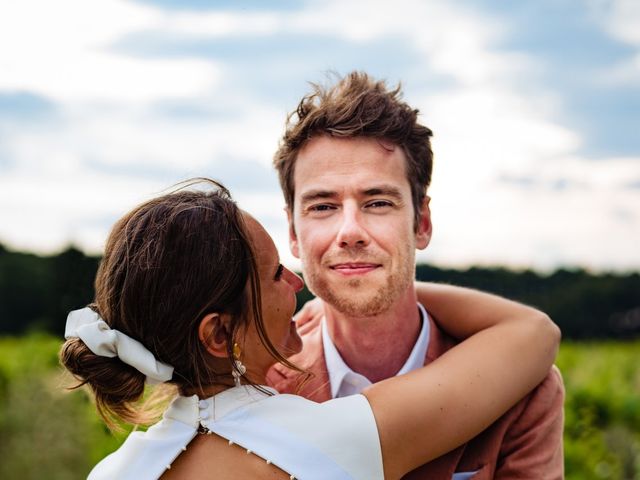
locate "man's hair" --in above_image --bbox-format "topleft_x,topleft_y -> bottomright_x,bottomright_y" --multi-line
273,71 -> 434,227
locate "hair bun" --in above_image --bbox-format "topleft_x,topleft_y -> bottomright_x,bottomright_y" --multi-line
60,337 -> 146,426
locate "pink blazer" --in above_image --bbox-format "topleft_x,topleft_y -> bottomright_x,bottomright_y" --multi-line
267,314 -> 565,479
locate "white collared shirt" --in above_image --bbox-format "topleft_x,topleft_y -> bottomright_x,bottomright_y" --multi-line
322,303 -> 431,398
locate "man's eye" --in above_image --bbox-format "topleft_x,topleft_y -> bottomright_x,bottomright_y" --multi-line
275,264 -> 284,280
309,204 -> 335,212
367,200 -> 393,208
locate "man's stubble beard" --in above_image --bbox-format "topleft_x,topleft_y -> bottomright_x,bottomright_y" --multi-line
302,253 -> 416,318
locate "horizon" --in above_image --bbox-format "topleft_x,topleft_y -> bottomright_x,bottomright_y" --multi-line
2,238 -> 637,277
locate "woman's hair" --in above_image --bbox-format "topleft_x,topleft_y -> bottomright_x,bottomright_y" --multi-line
60,179 -> 301,428
273,71 -> 434,229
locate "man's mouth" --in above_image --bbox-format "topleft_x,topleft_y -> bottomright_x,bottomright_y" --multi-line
330,263 -> 381,275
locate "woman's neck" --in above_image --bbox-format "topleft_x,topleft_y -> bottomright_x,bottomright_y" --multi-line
181,376 -> 265,399
181,380 -> 235,398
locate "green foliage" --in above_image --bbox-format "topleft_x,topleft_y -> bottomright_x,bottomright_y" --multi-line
557,341 -> 640,479
414,265 -> 640,339
0,244 -> 99,336
0,334 -> 125,479
0,334 -> 638,478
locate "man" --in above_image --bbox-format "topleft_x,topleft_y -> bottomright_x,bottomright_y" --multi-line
267,72 -> 564,479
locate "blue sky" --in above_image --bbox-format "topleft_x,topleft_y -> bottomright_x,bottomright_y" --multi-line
0,0 -> 638,272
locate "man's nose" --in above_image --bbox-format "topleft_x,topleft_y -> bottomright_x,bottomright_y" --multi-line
336,206 -> 370,248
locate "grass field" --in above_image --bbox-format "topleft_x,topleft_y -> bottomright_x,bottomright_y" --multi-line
0,334 -> 638,479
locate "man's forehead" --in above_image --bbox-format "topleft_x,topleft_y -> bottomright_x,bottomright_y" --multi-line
297,135 -> 401,158
295,136 -> 405,172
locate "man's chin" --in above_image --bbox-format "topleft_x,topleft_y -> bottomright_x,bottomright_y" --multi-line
325,292 -> 392,317
308,276 -> 394,316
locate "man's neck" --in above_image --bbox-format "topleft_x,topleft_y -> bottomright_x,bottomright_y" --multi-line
323,288 -> 422,383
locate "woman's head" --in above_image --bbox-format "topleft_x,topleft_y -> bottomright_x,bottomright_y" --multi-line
60,179 -> 303,425
231,214 -> 304,370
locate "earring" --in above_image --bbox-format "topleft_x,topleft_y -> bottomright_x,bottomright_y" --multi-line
232,343 -> 246,387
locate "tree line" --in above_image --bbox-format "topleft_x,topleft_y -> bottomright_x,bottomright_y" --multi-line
1,243 -> 638,339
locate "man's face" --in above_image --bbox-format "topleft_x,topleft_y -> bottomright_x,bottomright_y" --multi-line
289,135 -> 431,317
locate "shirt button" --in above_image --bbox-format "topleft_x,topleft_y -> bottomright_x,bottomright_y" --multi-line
200,410 -> 210,420
199,400 -> 208,409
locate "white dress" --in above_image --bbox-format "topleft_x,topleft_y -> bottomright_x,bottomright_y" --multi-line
88,386 -> 384,480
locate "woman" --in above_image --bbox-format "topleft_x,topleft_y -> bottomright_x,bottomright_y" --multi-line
60,180 -> 559,480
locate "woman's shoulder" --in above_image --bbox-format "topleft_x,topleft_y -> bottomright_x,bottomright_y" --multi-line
236,392 -> 384,480
199,388 -> 384,480
256,391 -> 376,426
88,415 -> 196,480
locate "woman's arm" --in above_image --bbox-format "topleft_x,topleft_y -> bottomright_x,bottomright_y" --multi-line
415,281 -> 543,339
362,284 -> 560,480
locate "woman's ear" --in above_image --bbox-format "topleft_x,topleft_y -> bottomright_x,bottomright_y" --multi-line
198,313 -> 231,358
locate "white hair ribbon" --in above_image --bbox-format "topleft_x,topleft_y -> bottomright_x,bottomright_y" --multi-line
64,307 -> 174,384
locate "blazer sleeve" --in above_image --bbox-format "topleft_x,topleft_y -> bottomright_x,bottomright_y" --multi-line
494,365 -> 565,479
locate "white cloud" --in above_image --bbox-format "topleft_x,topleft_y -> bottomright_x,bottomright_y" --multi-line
595,0 -> 640,46
588,0 -> 640,85
161,10 -> 282,38
1,98 -> 283,175
135,0 -> 534,87
285,0 -> 535,87
423,155 -> 640,271
0,0 -> 219,103
0,168 -> 165,253
422,87 -> 579,188
597,53 -> 640,86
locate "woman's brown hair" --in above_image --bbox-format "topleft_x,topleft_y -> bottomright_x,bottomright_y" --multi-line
60,179 -> 301,428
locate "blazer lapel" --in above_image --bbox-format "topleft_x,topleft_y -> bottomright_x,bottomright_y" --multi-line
425,312 -> 458,363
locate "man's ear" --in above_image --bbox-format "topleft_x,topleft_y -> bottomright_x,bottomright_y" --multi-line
286,207 -> 300,259
415,196 -> 433,250
198,313 -> 231,358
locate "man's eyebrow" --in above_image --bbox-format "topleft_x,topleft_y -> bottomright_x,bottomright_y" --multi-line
363,186 -> 404,200
300,190 -> 338,204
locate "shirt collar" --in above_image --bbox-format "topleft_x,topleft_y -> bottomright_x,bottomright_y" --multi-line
321,303 -> 431,398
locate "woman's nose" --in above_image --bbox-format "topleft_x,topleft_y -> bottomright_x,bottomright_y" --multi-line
284,267 -> 304,292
